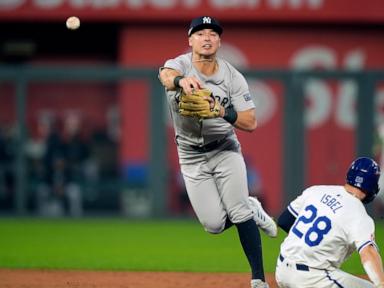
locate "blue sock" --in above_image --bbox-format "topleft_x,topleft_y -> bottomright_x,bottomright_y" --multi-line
236,219 -> 265,281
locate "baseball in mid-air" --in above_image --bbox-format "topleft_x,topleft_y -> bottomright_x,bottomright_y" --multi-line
66,16 -> 80,30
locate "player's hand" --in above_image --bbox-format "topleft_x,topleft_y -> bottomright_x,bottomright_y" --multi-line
179,76 -> 202,95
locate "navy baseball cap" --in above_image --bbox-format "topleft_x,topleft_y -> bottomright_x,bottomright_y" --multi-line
188,16 -> 223,36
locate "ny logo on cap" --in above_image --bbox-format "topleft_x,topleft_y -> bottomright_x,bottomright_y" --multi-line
203,17 -> 211,24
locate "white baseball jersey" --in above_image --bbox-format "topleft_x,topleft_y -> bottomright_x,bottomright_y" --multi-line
280,185 -> 377,270
276,185 -> 379,287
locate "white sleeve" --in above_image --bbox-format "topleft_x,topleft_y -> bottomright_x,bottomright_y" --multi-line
349,216 -> 377,253
230,70 -> 255,112
287,188 -> 312,217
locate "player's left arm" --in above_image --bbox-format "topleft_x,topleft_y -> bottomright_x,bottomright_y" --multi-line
277,208 -> 297,233
232,108 -> 257,132
277,188 -> 311,233
360,244 -> 384,287
228,71 -> 257,132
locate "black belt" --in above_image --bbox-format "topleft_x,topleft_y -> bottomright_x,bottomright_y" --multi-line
279,254 -> 310,272
190,137 -> 226,153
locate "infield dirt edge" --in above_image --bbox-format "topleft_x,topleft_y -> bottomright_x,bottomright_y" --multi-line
0,269 -> 278,288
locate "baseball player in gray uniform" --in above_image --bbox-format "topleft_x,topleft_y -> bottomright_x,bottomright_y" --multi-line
276,157 -> 384,288
158,16 -> 277,288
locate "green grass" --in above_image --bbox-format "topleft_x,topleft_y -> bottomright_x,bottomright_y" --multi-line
0,218 -> 382,274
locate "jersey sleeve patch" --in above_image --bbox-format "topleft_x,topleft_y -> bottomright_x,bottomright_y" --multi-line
243,93 -> 252,101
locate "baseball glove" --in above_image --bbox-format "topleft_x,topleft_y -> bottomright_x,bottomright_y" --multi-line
179,88 -> 221,119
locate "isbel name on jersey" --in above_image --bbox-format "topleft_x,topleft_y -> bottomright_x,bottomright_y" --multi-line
320,193 -> 343,214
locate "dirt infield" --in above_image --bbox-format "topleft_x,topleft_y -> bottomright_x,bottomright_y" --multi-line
0,269 -> 278,288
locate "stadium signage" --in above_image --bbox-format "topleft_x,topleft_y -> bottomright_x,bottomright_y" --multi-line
0,0 -> 324,10
0,0 -> 382,23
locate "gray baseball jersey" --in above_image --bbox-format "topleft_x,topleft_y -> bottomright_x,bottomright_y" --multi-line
161,52 -> 256,232
162,52 -> 254,151
276,185 -> 378,288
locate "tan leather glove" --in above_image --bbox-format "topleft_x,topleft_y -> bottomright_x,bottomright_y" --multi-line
179,88 -> 220,119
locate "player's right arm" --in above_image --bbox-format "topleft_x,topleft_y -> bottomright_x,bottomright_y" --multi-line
159,68 -> 201,94
360,245 -> 384,288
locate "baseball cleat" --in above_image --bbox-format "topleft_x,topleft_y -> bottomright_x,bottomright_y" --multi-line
251,279 -> 270,288
248,196 -> 278,238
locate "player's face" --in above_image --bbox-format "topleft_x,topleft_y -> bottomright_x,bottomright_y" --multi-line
189,29 -> 220,57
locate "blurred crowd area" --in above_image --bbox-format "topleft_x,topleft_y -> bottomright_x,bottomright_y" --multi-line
0,112 -> 120,217
0,109 -> 199,218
